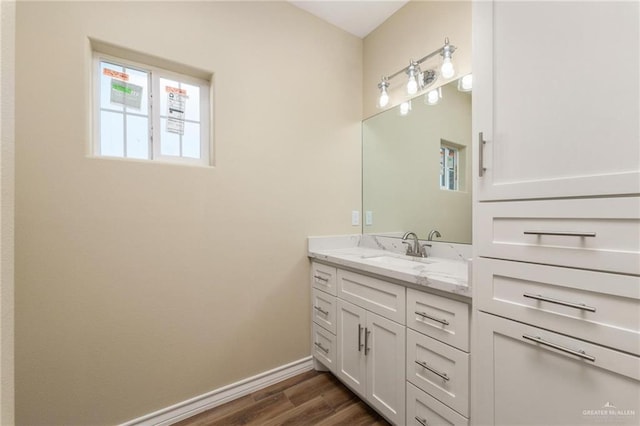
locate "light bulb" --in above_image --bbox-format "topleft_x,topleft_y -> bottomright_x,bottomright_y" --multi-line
441,57 -> 455,79
426,89 -> 441,105
400,101 -> 411,116
458,73 -> 472,91
378,91 -> 389,108
406,74 -> 418,95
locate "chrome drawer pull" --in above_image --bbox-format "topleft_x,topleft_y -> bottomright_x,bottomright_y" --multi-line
415,311 -> 449,326
415,416 -> 428,426
364,328 -> 371,355
314,342 -> 329,354
313,275 -> 329,282
522,334 -> 595,362
478,132 -> 487,177
313,305 -> 329,315
523,293 -> 596,313
415,360 -> 450,381
523,230 -> 596,238
358,324 -> 363,352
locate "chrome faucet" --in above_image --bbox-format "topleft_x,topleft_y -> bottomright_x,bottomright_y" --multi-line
402,231 -> 427,257
428,229 -> 442,241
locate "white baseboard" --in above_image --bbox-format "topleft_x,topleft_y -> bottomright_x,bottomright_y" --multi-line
121,356 -> 314,426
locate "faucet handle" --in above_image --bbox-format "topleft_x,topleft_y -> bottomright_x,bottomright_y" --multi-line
402,241 -> 414,255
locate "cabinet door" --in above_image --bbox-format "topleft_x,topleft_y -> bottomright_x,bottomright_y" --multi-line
473,1 -> 640,200
474,312 -> 640,425
336,299 -> 366,397
365,311 -> 406,426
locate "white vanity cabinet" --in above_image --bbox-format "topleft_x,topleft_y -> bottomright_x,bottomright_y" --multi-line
472,1 -> 640,424
473,0 -> 640,201
309,260 -> 472,425
336,271 -> 406,425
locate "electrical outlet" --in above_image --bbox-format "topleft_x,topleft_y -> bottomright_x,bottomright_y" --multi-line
351,210 -> 360,226
365,211 -> 373,226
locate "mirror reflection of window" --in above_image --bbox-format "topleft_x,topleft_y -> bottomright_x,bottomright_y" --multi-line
440,143 -> 459,191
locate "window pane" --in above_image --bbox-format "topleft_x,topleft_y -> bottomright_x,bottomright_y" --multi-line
100,111 -> 124,157
124,67 -> 149,114
182,122 -> 201,159
159,78 -> 179,117
160,118 -> 180,156
126,115 -> 149,159
100,62 -> 123,112
182,82 -> 200,121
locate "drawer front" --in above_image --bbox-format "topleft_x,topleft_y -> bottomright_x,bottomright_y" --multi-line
337,269 -> 406,324
407,382 -> 469,426
407,288 -> 470,352
312,288 -> 337,334
476,197 -> 640,275
476,258 -> 640,355
406,329 -> 469,417
312,323 -> 336,373
311,262 -> 337,296
475,312 -> 640,426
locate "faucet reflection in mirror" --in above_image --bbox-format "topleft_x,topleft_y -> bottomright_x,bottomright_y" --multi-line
376,38 -> 457,109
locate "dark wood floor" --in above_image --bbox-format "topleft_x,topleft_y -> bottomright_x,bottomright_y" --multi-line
174,370 -> 391,426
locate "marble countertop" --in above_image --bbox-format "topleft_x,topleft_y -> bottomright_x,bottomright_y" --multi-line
308,238 -> 471,298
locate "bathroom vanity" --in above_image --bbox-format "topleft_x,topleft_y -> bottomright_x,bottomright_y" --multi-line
308,235 -> 471,426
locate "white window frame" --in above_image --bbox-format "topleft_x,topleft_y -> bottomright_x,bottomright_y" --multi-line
92,52 -> 211,166
440,143 -> 459,191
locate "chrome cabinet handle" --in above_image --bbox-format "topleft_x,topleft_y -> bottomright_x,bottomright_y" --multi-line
415,360 -> 450,381
415,311 -> 449,326
522,334 -> 595,362
358,324 -> 363,352
523,293 -> 596,313
478,132 -> 487,177
364,328 -> 371,355
314,342 -> 329,354
313,305 -> 329,315
313,275 -> 329,282
415,416 -> 428,426
523,231 -> 596,238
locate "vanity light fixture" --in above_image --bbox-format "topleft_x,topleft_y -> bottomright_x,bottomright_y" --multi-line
458,73 -> 473,92
376,37 -> 456,108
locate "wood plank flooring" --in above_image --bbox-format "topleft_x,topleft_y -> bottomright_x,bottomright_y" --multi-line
174,370 -> 391,426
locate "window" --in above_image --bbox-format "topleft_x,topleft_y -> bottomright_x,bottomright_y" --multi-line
440,143 -> 458,191
93,52 -> 211,165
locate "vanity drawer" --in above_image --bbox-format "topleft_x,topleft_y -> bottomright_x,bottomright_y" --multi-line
312,288 -> 337,334
407,382 -> 469,426
476,258 -> 640,356
407,288 -> 470,352
337,269 -> 405,324
476,197 -> 640,275
406,329 -> 469,417
311,262 -> 337,296
312,323 -> 336,373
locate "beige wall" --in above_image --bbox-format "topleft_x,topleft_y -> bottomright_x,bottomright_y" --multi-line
363,0 -> 472,119
1,0 -> 16,424
15,2 -> 361,424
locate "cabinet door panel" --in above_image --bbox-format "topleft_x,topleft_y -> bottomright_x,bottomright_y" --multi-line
475,312 -> 640,425
336,299 -> 366,397
473,1 -> 640,200
366,311 -> 406,425
338,269 -> 406,324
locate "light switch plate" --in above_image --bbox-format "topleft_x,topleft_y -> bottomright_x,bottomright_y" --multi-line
365,211 -> 373,226
351,210 -> 359,226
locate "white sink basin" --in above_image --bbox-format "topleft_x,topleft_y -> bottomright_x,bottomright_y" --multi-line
362,254 -> 435,269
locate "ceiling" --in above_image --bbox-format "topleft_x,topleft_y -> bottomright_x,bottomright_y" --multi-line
289,1 -> 409,38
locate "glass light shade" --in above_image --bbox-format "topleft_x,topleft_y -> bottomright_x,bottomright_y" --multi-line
378,90 -> 390,108
425,88 -> 441,105
406,74 -> 418,95
441,57 -> 455,79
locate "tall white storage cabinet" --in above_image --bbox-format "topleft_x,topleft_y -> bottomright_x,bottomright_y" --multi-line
472,1 -> 640,425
